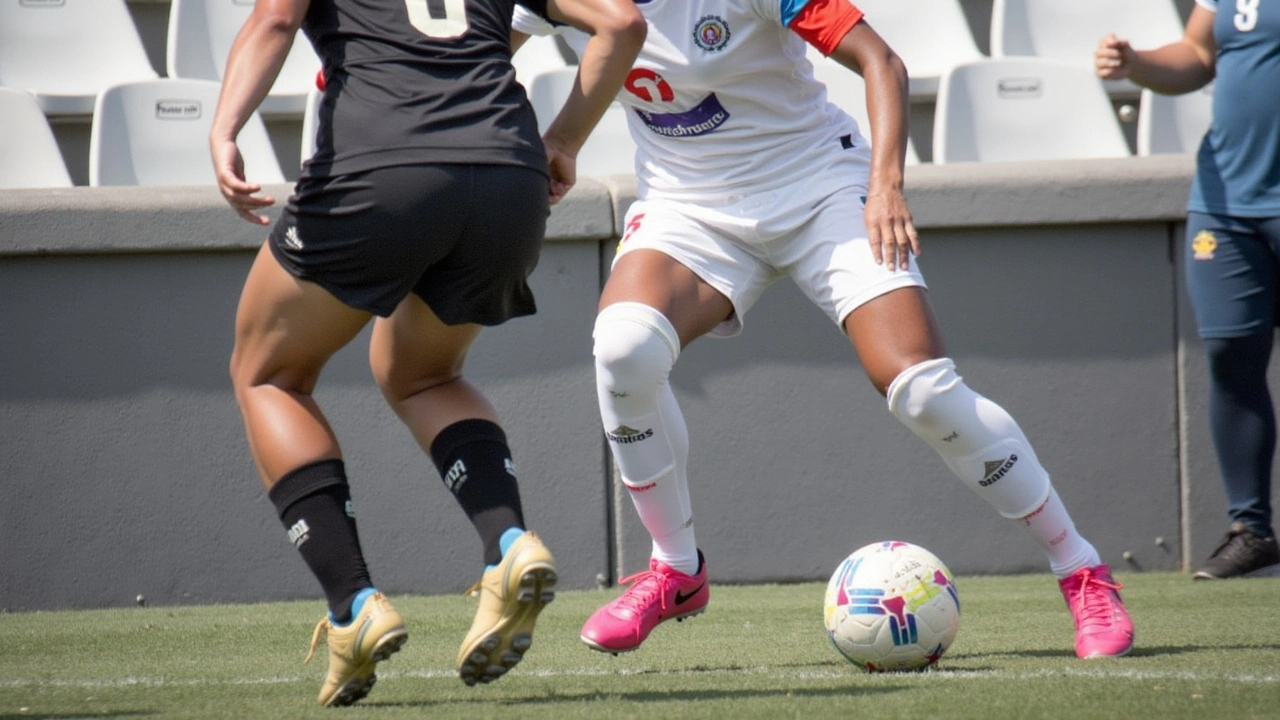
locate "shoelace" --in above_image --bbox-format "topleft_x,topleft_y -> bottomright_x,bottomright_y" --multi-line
615,569 -> 671,615
304,616 -> 330,665
1069,569 -> 1124,626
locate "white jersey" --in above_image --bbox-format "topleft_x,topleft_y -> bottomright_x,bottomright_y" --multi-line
514,0 -> 868,201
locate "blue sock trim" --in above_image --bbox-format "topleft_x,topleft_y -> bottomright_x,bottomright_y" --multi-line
330,586 -> 377,627
486,527 -> 527,571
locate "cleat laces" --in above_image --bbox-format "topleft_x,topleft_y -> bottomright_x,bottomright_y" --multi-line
304,617 -> 329,665
1068,568 -> 1124,627
615,570 -> 671,615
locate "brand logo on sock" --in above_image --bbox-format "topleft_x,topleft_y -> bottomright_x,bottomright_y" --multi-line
675,582 -> 705,605
606,425 -> 654,444
286,519 -> 310,547
979,454 -> 1018,486
443,459 -> 468,492
625,481 -> 657,492
504,458 -> 516,477
344,500 -> 355,518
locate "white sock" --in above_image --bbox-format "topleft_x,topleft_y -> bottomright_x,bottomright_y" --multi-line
888,358 -> 1098,576
1019,487 -> 1100,577
595,303 -> 698,575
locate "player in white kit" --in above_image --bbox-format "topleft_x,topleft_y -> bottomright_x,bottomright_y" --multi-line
515,0 -> 1134,659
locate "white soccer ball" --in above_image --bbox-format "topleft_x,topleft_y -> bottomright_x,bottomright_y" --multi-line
823,540 -> 961,672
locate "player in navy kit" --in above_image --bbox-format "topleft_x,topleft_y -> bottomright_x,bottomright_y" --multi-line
517,0 -> 1134,660
1097,0 -> 1280,579
210,0 -> 644,704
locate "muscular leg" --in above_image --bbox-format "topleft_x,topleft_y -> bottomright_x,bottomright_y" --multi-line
231,244 -> 373,484
370,294 -> 526,566
847,287 -> 1099,576
230,242 -> 375,620
595,249 -> 732,573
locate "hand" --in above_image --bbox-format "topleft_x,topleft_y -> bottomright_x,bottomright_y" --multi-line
210,137 -> 275,225
543,137 -> 577,206
864,188 -> 919,272
1095,33 -> 1134,80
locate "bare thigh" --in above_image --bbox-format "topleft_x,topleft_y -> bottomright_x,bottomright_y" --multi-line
231,242 -> 371,392
601,249 -> 735,347
843,286 -> 947,395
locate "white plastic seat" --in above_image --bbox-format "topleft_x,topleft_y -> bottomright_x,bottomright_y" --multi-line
167,0 -> 321,117
300,87 -> 325,166
809,62 -> 920,165
525,67 -> 637,179
991,0 -> 1184,97
0,88 -> 73,188
89,79 -> 284,187
846,0 -> 985,100
513,34 -> 574,91
0,0 -> 158,116
1137,84 -> 1214,156
932,58 -> 1131,164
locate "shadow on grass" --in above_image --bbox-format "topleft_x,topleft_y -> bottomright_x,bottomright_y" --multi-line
950,641 -> 1280,662
376,684 -> 905,709
0,707 -> 158,712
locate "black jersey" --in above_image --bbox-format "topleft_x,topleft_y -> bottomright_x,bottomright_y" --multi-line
301,0 -> 552,179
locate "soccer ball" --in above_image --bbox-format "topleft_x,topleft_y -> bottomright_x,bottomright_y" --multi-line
823,541 -> 961,672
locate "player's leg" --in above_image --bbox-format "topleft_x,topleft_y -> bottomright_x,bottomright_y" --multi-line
1185,212 -> 1280,579
231,241 -> 406,706
367,164 -> 554,685
583,199 -> 759,653
786,180 -> 1131,658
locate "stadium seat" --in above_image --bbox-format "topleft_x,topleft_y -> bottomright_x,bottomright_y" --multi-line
300,87 -> 324,166
167,0 -> 321,117
932,58 -> 1131,164
845,0 -> 985,100
89,79 -> 284,187
0,0 -> 157,116
513,34 -> 574,91
1137,85 -> 1214,156
0,88 -> 73,188
809,62 -> 921,166
991,0 -> 1185,97
525,67 -> 637,179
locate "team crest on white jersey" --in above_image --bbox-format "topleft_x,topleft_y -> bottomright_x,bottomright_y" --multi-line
692,15 -> 731,52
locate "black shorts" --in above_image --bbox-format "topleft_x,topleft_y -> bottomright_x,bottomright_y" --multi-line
269,164 -> 549,324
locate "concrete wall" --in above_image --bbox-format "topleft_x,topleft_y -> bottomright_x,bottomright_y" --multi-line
5,155 -> 1275,612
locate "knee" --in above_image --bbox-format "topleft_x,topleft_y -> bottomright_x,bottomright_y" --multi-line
593,302 -> 681,393
886,358 -> 961,424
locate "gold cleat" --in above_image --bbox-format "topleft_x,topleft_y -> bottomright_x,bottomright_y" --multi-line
456,531 -> 557,686
304,591 -> 408,706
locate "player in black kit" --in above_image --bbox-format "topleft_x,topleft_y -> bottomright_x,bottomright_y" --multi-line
209,0 -> 644,705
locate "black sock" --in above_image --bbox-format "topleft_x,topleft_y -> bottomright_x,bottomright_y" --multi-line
268,459 -> 371,622
430,419 -> 525,566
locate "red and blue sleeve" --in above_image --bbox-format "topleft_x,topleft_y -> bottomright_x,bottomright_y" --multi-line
781,0 -> 864,56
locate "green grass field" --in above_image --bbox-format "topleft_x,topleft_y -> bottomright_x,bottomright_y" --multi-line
1,573 -> 1277,720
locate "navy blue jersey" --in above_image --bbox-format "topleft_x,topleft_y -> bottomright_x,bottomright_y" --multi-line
1190,0 -> 1280,217
302,0 -> 551,179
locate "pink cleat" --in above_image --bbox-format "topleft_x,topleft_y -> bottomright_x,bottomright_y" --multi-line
581,552 -> 709,654
1058,564 -> 1135,659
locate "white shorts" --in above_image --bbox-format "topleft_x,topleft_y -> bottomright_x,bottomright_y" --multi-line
615,170 -> 927,338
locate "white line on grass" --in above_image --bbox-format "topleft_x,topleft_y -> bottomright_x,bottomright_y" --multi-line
1,666 -> 1276,690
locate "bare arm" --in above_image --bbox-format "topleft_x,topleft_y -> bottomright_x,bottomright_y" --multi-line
539,0 -> 646,203
828,20 -> 918,271
209,0 -> 309,225
1095,4 -> 1216,94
